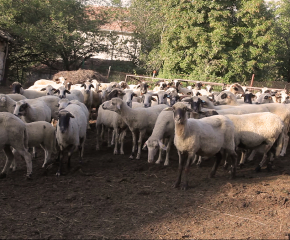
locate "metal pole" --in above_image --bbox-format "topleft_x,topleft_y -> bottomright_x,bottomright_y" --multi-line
250,74 -> 255,87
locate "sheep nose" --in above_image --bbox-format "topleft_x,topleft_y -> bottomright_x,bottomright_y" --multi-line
127,102 -> 131,107
85,90 -> 90,94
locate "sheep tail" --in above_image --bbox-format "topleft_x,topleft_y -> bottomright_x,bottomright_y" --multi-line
275,131 -> 284,157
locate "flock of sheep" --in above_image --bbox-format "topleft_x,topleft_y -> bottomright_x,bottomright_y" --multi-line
0,76 -> 290,190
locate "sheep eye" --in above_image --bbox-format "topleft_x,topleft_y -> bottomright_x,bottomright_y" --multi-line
13,104 -> 16,107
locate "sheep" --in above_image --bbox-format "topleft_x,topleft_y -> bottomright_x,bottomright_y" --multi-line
141,92 -> 158,108
102,97 -> 168,159
0,112 -> 32,179
36,95 -> 61,120
256,93 -> 274,104
13,98 -> 52,158
54,86 -> 84,103
13,99 -> 51,123
12,82 -> 47,99
143,110 -> 174,166
95,90 -> 139,155
57,99 -> 90,129
166,87 -> 180,106
12,121 -> 57,170
80,81 -> 94,118
152,90 -> 169,105
0,94 -> 17,113
164,102 -> 237,190
227,83 -> 245,95
6,94 -> 26,101
56,104 -> 87,175
169,80 -> 192,95
153,80 -> 168,92
222,113 -> 285,172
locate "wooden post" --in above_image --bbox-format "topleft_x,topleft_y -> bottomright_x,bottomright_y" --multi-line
107,66 -> 111,80
250,74 -> 255,87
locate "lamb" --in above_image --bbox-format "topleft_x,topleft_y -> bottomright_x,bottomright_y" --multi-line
0,112 -> 32,179
12,121 -> 57,170
54,86 -> 84,103
143,110 -> 174,166
102,98 -> 168,159
164,102 -> 237,190
13,98 -> 52,158
56,104 -> 87,175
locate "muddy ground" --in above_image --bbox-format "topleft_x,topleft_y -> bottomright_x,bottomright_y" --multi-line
1,87 -> 290,239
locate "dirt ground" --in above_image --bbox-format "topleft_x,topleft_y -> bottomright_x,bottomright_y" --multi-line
1,87 -> 290,239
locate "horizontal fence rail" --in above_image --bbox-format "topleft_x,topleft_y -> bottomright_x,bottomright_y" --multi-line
125,74 -> 290,93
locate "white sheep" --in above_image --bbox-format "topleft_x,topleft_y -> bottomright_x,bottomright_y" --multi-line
165,102 -> 237,190
56,104 -> 87,175
102,97 -> 168,159
6,94 -> 27,101
12,121 -> 57,170
80,81 -> 94,118
58,98 -> 90,129
54,86 -> 84,103
223,113 -> 285,172
0,112 -> 32,179
12,82 -> 47,99
143,110 -> 174,166
0,94 -> 17,113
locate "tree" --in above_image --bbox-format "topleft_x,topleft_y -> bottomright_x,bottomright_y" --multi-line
0,0 -> 109,82
129,0 -> 166,74
269,0 -> 290,82
156,0 -> 275,83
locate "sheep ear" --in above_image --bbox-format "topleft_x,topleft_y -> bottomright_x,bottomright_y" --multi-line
151,97 -> 157,101
81,83 -> 85,88
97,90 -> 102,93
186,107 -> 193,112
22,103 -> 29,109
158,140 -> 167,151
90,84 -> 94,88
133,93 -> 137,97
69,113 -> 75,118
40,88 -> 46,91
54,89 -> 60,93
65,90 -> 71,94
1,96 -> 6,102
163,107 -> 173,111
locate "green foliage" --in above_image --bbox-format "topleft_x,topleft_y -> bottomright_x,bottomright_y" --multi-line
0,0 -> 108,81
157,0 -> 275,83
268,0 -> 290,82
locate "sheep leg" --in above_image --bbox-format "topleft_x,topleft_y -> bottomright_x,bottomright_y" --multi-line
255,144 -> 273,172
0,146 -> 15,178
56,150 -> 63,176
173,151 -> 186,188
136,130 -> 146,160
209,151 -> 222,178
164,137 -> 173,166
238,150 -> 247,168
100,124 -> 105,141
32,147 -> 37,159
79,137 -> 86,163
107,128 -> 111,147
248,149 -> 257,162
119,129 -> 127,155
182,152 -> 195,190
280,133 -> 289,156
229,152 -> 237,179
196,156 -> 203,168
12,146 -> 32,179
11,148 -> 19,171
96,123 -> 101,151
111,130 -> 115,146
113,128 -> 119,155
266,152 -> 275,171
155,144 -> 163,165
129,130 -> 137,159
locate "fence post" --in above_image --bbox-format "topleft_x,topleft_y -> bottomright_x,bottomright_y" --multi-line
250,74 -> 255,87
